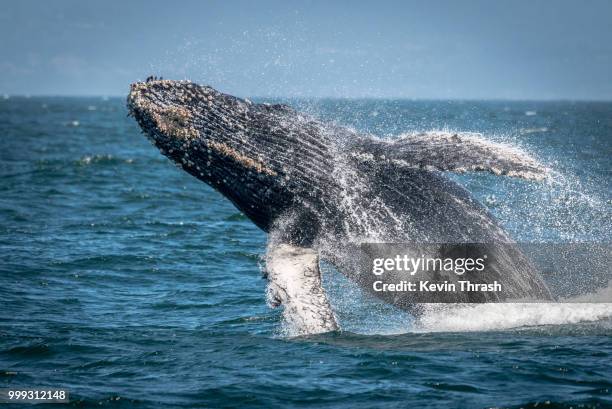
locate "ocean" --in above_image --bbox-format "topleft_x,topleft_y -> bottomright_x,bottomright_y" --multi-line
1,96 -> 610,408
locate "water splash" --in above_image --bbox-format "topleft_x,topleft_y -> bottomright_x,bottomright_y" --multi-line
413,302 -> 612,333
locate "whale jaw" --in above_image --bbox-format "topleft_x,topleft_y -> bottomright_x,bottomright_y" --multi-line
127,79 -> 283,230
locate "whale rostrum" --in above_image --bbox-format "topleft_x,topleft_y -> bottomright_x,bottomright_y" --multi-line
128,79 -> 552,334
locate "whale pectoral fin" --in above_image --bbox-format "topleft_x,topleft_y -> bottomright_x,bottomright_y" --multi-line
354,132 -> 549,181
265,244 -> 339,335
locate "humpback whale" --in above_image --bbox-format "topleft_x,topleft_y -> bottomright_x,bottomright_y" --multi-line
127,79 -> 552,334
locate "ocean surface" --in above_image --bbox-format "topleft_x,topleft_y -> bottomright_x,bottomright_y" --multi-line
1,96 -> 611,408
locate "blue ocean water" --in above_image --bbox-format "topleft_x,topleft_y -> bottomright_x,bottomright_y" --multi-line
0,96 -> 611,408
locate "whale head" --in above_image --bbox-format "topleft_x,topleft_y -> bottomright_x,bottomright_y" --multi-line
127,79 -> 321,233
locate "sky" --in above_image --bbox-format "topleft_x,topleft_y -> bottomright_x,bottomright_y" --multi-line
1,0 -> 611,99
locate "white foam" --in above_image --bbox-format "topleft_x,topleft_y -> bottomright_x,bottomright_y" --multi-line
413,302 -> 612,333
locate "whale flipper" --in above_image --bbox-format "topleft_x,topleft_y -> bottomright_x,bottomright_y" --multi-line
265,244 -> 338,335
351,131 -> 549,181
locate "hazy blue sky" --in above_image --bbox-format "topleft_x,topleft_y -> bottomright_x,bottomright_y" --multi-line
1,0 -> 611,99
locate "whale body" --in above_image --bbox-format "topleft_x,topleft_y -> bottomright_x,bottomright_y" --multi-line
128,79 -> 552,334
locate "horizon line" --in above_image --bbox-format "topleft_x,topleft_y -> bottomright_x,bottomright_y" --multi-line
2,94 -> 612,103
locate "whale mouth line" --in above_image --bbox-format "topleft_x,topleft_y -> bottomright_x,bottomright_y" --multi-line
206,140 -> 277,177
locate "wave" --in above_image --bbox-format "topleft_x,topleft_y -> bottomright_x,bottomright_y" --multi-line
78,154 -> 134,166
413,302 -> 612,333
520,127 -> 549,134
